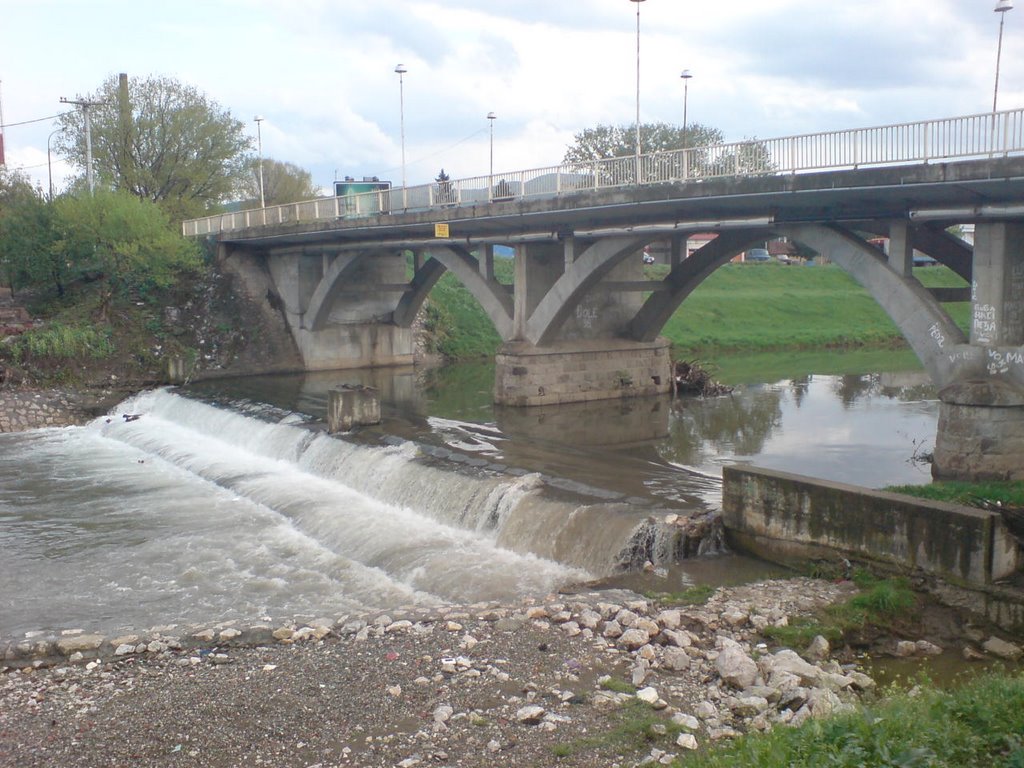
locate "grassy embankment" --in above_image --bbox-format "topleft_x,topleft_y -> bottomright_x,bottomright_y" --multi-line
423,259 -> 971,362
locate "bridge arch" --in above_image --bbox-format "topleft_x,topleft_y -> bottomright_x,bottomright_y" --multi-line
775,224 -> 966,388
629,223 -> 968,388
392,245 -> 515,340
304,252 -> 367,331
527,235 -> 648,346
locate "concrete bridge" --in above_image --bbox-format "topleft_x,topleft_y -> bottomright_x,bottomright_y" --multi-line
184,109 -> 1024,481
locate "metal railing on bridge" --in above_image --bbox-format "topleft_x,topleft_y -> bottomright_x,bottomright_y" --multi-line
183,108 -> 1024,237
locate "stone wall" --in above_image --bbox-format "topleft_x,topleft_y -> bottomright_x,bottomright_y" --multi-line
0,390 -> 95,432
721,465 -> 1020,586
933,381 -> 1024,482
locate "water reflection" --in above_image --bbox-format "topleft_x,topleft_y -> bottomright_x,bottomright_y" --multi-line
189,353 -> 939,501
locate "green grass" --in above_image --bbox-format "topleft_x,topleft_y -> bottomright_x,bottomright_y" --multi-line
599,676 -> 638,695
675,672 -> 1024,767
887,480 -> 1024,509
643,584 -> 716,606
551,699 -> 684,760
12,322 -> 114,361
659,263 -> 970,355
761,572 -> 915,649
421,258 -> 971,361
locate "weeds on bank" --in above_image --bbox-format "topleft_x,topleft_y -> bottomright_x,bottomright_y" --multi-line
643,584 -> 716,606
888,480 -> 1024,510
761,570 -> 915,649
551,700 -> 685,760
674,672 -> 1024,767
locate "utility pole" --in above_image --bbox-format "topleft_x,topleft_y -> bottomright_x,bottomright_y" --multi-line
60,95 -> 104,194
0,79 -> 6,167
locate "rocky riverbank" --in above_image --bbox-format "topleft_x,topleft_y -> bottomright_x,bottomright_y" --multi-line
7,576 -> 1010,768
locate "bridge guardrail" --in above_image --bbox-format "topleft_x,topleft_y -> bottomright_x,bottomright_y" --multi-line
183,108 -> 1024,237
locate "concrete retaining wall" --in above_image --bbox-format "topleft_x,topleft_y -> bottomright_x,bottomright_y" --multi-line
721,465 -> 1020,586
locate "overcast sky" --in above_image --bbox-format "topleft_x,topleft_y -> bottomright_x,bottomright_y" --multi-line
2,0 -> 1022,195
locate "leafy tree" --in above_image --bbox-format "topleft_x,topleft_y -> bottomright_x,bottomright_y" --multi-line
0,169 -> 65,296
562,122 -> 775,182
51,190 -> 201,318
239,157 -> 320,207
563,121 -> 723,165
54,74 -> 252,221
435,168 -> 455,205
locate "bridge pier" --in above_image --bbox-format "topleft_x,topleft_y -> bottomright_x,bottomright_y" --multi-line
263,247 -> 415,370
496,240 -> 672,405
494,338 -> 672,406
932,222 -> 1024,481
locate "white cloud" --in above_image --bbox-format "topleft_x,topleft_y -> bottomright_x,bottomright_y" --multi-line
2,0 -> 1021,193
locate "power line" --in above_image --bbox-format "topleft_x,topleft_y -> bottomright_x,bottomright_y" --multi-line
0,112 -> 70,129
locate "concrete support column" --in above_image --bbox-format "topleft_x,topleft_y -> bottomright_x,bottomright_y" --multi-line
888,220 -> 914,277
971,222 -> 1024,345
934,222 -> 1024,481
480,244 -> 495,281
671,234 -> 684,267
934,382 -> 1024,481
513,242 -> 565,340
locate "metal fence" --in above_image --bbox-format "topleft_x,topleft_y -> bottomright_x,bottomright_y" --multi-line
182,108 -> 1024,237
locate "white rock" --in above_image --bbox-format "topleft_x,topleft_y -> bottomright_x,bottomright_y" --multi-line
983,636 -> 1023,661
672,712 -> 700,731
618,628 -> 651,650
894,640 -> 918,657
577,610 -> 602,630
763,649 -> 822,686
676,733 -> 699,750
433,705 -> 454,723
662,628 -> 691,648
602,620 -> 624,639
561,622 -> 581,637
516,705 -> 545,724
663,646 -> 691,672
387,685 -> 402,697
615,609 -> 640,627
716,644 -> 758,689
805,635 -> 830,661
656,610 -> 682,630
636,686 -> 660,705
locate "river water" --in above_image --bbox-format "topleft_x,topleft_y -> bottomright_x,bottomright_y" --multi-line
0,352 -> 940,639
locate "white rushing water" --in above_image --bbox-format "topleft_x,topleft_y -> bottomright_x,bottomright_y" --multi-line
2,389 -> 627,638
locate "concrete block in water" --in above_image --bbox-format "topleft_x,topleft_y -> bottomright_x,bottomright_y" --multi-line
327,385 -> 381,432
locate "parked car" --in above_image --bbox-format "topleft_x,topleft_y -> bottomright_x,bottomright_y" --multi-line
745,248 -> 771,262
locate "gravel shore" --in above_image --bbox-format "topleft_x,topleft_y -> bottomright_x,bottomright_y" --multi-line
1,579 -> 869,768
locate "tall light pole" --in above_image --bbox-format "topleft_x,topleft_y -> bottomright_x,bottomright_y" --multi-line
993,0 -> 1014,114
46,127 -> 61,201
630,0 -> 646,184
680,69 -> 693,148
254,115 -> 265,208
487,111 -> 496,199
60,96 -> 102,195
395,63 -> 408,200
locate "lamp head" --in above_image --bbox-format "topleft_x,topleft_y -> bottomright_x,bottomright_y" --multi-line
487,112 -> 496,120
995,0 -> 1013,12
395,64 -> 407,74
680,69 -> 693,80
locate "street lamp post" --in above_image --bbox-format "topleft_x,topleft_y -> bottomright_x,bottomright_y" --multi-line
487,112 -> 496,199
680,69 -> 693,146
994,0 -> 1014,114
680,69 -> 693,179
46,127 -> 61,201
395,63 -> 408,205
254,115 -> 265,208
630,0 -> 646,184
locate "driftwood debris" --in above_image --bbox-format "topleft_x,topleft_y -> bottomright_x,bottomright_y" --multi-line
672,360 -> 733,397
